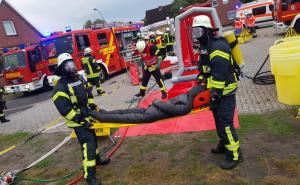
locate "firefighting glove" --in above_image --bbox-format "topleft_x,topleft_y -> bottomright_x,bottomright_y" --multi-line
209,89 -> 223,111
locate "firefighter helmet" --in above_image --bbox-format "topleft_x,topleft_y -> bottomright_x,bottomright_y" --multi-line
192,15 -> 212,28
136,40 -> 146,52
57,53 -> 73,67
166,27 -> 170,31
84,47 -> 93,55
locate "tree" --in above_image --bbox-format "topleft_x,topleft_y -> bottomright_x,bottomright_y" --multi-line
83,20 -> 93,29
93,19 -> 106,25
171,0 -> 207,16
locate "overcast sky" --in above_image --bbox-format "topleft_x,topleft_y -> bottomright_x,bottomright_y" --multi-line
7,0 -> 173,33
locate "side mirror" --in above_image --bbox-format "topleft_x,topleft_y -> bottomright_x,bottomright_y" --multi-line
282,3 -> 288,11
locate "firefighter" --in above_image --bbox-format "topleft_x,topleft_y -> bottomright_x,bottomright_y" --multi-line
82,47 -> 105,96
149,32 -> 156,44
234,17 -> 243,36
135,40 -> 167,99
163,27 -> 174,53
0,87 -> 9,123
245,13 -> 257,37
191,15 -> 242,169
155,31 -> 166,59
52,53 -> 110,185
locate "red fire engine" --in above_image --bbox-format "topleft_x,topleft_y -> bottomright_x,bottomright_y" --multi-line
273,0 -> 300,33
40,25 -> 140,85
1,45 -> 51,93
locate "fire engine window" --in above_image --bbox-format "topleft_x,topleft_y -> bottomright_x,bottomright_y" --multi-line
269,4 -> 274,11
253,6 -> 266,16
76,35 -> 90,51
28,50 -> 41,64
3,52 -> 26,70
98,33 -> 108,47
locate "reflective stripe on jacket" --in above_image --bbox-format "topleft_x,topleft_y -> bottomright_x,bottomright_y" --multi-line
82,56 -> 100,79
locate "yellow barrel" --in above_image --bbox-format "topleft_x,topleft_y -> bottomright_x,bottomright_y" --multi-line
223,31 -> 244,66
269,36 -> 300,105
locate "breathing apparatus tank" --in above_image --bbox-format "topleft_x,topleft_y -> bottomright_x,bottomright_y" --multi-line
223,31 -> 244,67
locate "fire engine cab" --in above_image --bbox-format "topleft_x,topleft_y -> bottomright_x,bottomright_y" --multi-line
1,45 -> 51,93
41,25 -> 140,86
273,0 -> 300,33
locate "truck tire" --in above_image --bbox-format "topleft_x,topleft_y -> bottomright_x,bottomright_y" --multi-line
294,19 -> 300,34
99,66 -> 107,83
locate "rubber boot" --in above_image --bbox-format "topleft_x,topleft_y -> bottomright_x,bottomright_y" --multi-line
161,92 -> 167,99
96,157 -> 111,166
211,142 -> 226,154
86,178 -> 101,185
220,149 -> 243,170
0,117 -> 9,123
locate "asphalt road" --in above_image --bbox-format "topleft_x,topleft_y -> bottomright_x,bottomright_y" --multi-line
4,89 -> 53,116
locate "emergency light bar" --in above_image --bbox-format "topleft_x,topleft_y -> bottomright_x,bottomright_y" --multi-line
43,32 -> 51,37
65,26 -> 72,32
3,48 -> 9,53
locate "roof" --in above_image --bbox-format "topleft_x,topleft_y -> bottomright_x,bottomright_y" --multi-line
145,4 -> 173,25
0,0 -> 43,37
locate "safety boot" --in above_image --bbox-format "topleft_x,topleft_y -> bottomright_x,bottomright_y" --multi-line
211,143 -> 226,154
97,90 -> 106,96
161,92 -> 167,99
96,157 -> 111,166
0,118 -> 10,123
86,178 -> 101,185
135,92 -> 145,97
220,149 -> 243,170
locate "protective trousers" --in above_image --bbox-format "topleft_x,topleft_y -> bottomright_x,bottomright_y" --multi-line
88,77 -> 102,95
139,67 -> 166,96
212,94 -> 240,161
74,127 -> 98,180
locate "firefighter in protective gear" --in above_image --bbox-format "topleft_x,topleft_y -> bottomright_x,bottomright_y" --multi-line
192,15 -> 242,169
163,27 -> 174,53
155,31 -> 166,59
234,17 -> 243,36
52,53 -> 110,185
245,13 -> 257,37
82,47 -> 105,96
135,40 -> 167,99
0,87 -> 9,123
149,32 -> 156,44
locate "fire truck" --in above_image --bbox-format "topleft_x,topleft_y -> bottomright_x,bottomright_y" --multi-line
1,45 -> 51,93
40,25 -> 140,86
273,0 -> 300,33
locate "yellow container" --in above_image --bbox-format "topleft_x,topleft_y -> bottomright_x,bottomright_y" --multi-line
269,36 -> 300,105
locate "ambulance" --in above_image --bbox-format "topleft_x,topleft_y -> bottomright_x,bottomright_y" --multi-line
40,25 -> 140,85
236,0 -> 274,27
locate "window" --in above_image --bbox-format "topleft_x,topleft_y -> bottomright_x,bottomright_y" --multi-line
223,0 -> 228,4
75,34 -> 90,51
3,52 -> 26,70
97,33 -> 108,47
212,0 -> 218,7
269,4 -> 274,11
3,21 -> 17,36
41,35 -> 74,58
228,11 -> 236,20
253,6 -> 266,16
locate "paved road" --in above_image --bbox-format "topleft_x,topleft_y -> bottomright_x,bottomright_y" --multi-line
4,89 -> 52,116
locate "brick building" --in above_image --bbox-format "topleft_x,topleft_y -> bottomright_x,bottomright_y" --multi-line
145,4 -> 173,26
0,0 -> 42,52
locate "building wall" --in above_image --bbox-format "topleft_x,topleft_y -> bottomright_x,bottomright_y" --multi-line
209,0 -> 240,26
145,4 -> 173,26
0,1 -> 42,49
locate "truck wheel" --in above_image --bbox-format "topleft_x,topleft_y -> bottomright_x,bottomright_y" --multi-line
99,66 -> 107,83
294,19 -> 300,34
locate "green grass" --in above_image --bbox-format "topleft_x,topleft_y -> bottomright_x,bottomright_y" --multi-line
0,132 -> 30,150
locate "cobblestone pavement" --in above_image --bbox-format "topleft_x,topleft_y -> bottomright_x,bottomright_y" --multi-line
0,27 -> 292,134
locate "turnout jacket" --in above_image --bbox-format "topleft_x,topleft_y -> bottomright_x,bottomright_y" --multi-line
82,55 -> 100,79
52,76 -> 95,128
199,37 -> 238,96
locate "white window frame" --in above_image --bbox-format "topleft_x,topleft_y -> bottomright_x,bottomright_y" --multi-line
227,10 -> 236,20
223,0 -> 229,4
2,21 -> 17,36
212,0 -> 218,7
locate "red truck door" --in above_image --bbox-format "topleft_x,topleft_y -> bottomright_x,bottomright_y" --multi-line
73,33 -> 93,71
95,29 -> 123,74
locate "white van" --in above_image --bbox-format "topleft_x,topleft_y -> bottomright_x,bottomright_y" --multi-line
236,0 -> 274,28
